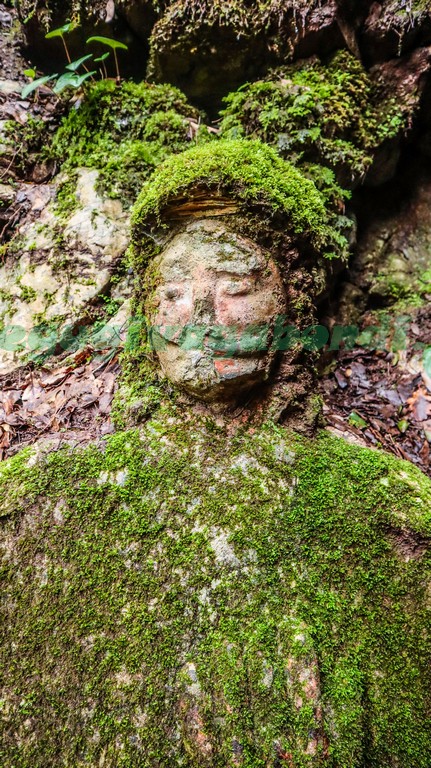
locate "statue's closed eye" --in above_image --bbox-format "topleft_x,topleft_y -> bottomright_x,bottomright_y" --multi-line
220,277 -> 254,296
165,286 -> 182,300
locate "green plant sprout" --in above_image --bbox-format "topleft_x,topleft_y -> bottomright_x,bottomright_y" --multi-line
94,52 -> 110,80
45,22 -> 76,64
65,54 -> 93,71
21,73 -> 57,99
86,36 -> 128,84
21,57 -> 96,98
21,27 -> 128,99
53,69 -> 96,94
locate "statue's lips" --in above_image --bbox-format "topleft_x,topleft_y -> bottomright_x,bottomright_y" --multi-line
149,323 -> 271,358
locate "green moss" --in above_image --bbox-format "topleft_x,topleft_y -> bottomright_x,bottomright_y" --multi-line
130,139 -> 350,265
17,281 -> 37,303
2,117 -> 48,178
220,51 -> 406,183
49,79 -> 205,205
386,0 -> 430,21
53,171 -> 79,218
148,0 -> 324,51
97,140 -> 158,204
1,421 -> 431,765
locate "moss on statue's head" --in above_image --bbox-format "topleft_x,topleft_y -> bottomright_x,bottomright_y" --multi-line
122,139 -> 350,426
130,138 -> 350,269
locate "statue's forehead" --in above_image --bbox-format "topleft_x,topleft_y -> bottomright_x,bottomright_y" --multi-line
156,220 -> 268,280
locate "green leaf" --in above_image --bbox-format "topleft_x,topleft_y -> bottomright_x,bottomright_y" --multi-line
53,70 -> 95,94
45,22 -> 75,39
23,68 -> 36,78
86,36 -> 128,51
94,52 -> 110,63
348,411 -> 368,430
66,54 -> 93,71
52,72 -> 76,93
21,75 -> 54,99
73,71 -> 96,87
397,419 -> 409,434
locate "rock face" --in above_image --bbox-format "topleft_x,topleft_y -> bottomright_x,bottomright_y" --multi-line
1,418 -> 431,766
344,162 -> 431,310
0,169 -> 129,374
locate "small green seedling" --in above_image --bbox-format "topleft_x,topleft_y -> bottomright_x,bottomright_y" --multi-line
86,36 -> 128,83
66,55 -> 94,72
45,22 -> 76,64
21,74 -> 57,99
53,71 -> 96,94
94,52 -> 110,79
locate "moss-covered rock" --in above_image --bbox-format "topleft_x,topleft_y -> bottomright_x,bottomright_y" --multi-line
220,51 -> 408,187
362,0 -> 431,63
341,161 -> 431,313
0,167 -> 130,375
147,0 -> 344,108
49,79 -> 203,205
1,418 -> 431,766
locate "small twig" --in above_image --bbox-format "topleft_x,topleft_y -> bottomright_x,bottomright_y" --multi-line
0,151 -> 18,180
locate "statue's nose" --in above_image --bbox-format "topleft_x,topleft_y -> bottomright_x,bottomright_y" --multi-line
192,290 -> 215,325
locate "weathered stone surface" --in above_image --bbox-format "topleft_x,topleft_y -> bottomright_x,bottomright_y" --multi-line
361,0 -> 431,63
0,169 -> 129,374
147,0 -> 346,108
116,0 -> 161,40
365,46 -> 431,185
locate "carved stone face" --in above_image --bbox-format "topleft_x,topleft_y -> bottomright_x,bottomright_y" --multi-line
148,218 -> 286,402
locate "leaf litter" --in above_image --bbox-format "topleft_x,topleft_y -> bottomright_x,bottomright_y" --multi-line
321,305 -> 431,475
0,347 -> 119,459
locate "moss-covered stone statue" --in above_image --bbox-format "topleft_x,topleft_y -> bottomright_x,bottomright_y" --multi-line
1,141 -> 431,768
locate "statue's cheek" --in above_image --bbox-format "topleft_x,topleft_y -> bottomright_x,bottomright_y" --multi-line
215,291 -> 280,327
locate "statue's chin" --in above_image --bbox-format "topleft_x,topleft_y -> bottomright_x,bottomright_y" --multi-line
158,348 -> 272,403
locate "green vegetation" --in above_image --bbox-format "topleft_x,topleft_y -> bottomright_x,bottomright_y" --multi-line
53,170 -> 78,218
86,35 -> 128,82
3,117 -> 47,179
49,79 -> 203,204
148,0 -> 324,52
220,51 -> 406,183
388,0 -> 430,20
21,24 -> 100,98
1,420 -> 431,766
130,138 -> 350,264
